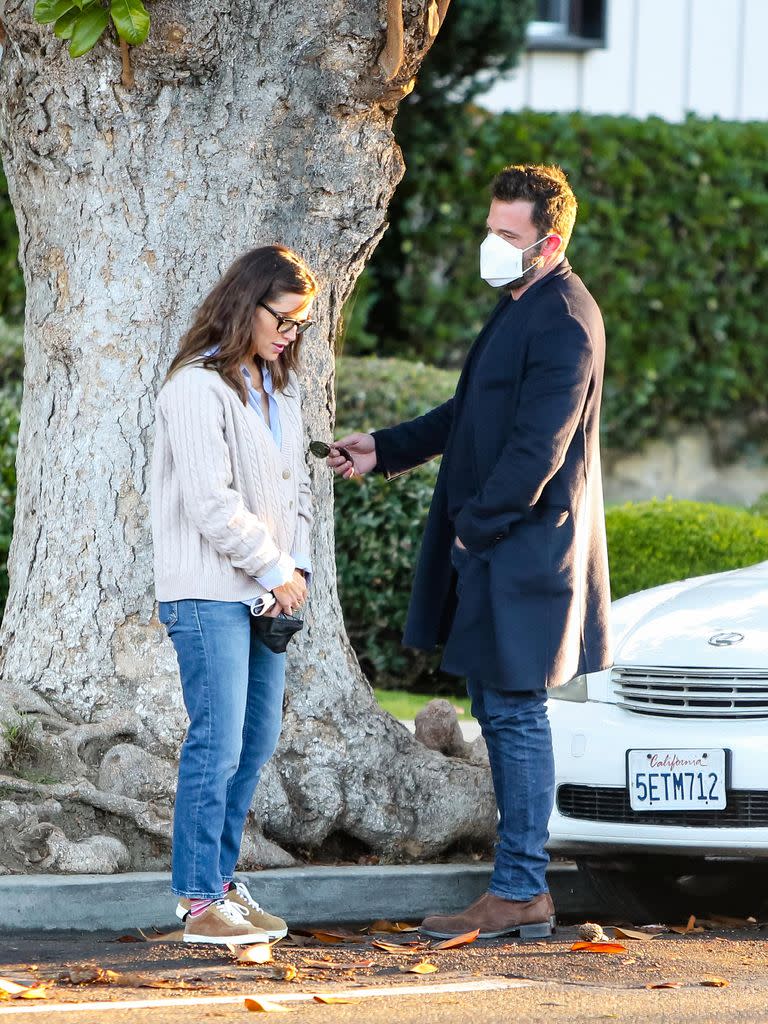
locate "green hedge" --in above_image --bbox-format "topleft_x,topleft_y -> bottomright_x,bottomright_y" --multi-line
606,499 -> 768,599
334,357 -> 768,692
347,110 -> 768,454
0,321 -> 22,617
0,169 -> 23,322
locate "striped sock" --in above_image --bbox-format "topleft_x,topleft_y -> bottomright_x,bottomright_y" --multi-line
223,881 -> 233,893
189,897 -> 219,918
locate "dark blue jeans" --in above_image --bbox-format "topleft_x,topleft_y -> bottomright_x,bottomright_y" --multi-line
159,599 -> 286,900
466,681 -> 555,901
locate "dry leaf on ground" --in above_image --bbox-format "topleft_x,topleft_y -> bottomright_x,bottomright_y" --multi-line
57,968 -> 118,985
669,915 -> 705,935
371,939 -> 426,953
700,976 -> 730,987
399,960 -> 439,975
313,995 -> 354,1004
570,942 -> 628,954
646,981 -> 682,989
432,929 -> 481,950
229,943 -> 274,964
308,929 -> 363,945
244,996 -> 293,1012
367,921 -> 419,934
137,928 -> 185,942
613,927 -> 657,942
0,979 -> 48,1000
115,935 -> 142,943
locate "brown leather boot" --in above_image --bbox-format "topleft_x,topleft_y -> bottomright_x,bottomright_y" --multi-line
420,891 -> 556,939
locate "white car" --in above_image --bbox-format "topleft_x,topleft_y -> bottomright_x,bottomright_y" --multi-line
547,559 -> 768,917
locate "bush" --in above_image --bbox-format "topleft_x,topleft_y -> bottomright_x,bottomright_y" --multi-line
0,320 -> 22,619
334,358 -> 768,692
606,499 -> 768,600
347,110 -> 768,453
0,169 -> 23,322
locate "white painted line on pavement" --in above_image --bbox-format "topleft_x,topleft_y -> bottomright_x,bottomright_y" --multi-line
0,978 -> 536,1014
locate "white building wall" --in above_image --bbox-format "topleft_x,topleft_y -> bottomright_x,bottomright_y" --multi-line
478,0 -> 768,122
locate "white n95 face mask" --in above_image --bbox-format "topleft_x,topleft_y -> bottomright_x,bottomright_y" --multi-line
479,232 -> 552,288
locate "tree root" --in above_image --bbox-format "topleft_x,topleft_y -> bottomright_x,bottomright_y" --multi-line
0,774 -> 172,843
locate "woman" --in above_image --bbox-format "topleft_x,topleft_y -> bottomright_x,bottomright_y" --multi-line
151,245 -> 317,945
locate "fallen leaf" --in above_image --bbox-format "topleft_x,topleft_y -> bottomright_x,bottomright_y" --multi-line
646,981 -> 682,989
399,960 -> 439,974
0,980 -> 31,996
116,934 -> 142,943
137,928 -> 185,942
432,928 -> 481,950
371,939 -> 426,953
285,933 -> 315,947
313,995 -> 354,1004
308,929 -> 363,945
302,959 -> 374,970
570,942 -> 627,954
668,915 -> 705,935
613,927 -> 656,942
639,925 -> 667,935
244,996 -> 293,1012
230,943 -> 274,964
0,979 -> 48,1000
700,976 -> 730,987
367,920 -> 419,934
57,968 -> 117,985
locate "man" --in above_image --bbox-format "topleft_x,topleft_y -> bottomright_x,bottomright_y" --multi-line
330,164 -> 611,939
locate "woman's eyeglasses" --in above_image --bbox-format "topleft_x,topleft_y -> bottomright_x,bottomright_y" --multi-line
260,301 -> 314,336
308,440 -> 352,462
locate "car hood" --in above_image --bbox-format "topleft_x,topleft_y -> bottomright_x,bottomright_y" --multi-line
614,561 -> 768,670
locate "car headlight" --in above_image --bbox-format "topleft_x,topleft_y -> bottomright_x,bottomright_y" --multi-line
547,673 -> 588,702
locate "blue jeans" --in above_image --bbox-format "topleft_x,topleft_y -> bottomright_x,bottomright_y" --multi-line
158,599 -> 286,899
466,681 -> 555,901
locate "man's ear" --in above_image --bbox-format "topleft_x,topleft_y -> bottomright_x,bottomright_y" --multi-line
543,234 -> 563,256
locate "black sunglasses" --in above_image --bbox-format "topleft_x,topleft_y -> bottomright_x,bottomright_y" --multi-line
308,440 -> 352,462
259,301 -> 314,336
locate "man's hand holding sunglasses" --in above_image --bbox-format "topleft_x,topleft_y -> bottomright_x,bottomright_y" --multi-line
325,432 -> 377,480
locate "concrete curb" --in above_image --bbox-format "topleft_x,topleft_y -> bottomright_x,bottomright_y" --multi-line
0,863 -> 593,934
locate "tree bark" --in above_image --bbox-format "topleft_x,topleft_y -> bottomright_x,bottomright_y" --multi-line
0,0 -> 495,873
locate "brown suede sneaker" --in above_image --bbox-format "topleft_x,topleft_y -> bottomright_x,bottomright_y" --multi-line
420,891 -> 556,939
177,880 -> 287,940
182,899 -> 270,945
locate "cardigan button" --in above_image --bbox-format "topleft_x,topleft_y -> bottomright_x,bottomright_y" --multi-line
282,469 -> 291,480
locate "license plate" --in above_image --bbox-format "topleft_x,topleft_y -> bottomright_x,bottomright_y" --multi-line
628,748 -> 727,811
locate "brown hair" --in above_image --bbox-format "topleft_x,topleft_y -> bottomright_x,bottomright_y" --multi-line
491,164 -> 578,251
166,245 -> 318,400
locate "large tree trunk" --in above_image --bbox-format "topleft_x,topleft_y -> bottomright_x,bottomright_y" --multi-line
0,0 -> 494,873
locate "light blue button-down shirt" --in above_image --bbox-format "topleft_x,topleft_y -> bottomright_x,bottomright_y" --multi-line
240,364 -> 312,597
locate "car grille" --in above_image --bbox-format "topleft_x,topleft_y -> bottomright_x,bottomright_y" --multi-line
612,666 -> 768,718
557,785 -> 768,828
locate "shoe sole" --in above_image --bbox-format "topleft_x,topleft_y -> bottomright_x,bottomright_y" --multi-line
421,915 -> 556,940
176,902 -> 287,941
183,931 -> 271,945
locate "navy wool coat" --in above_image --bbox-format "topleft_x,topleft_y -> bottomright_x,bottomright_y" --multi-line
372,260 -> 612,691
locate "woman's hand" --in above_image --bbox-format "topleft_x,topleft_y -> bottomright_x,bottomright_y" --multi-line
272,570 -> 307,615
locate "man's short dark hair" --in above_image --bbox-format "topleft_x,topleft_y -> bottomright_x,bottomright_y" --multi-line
491,164 -> 577,250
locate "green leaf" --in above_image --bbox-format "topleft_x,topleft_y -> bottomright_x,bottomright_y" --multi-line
69,5 -> 110,57
54,8 -> 81,38
110,0 -> 150,45
33,0 -> 77,25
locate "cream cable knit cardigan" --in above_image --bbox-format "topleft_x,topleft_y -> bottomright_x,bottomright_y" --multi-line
151,363 -> 313,603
